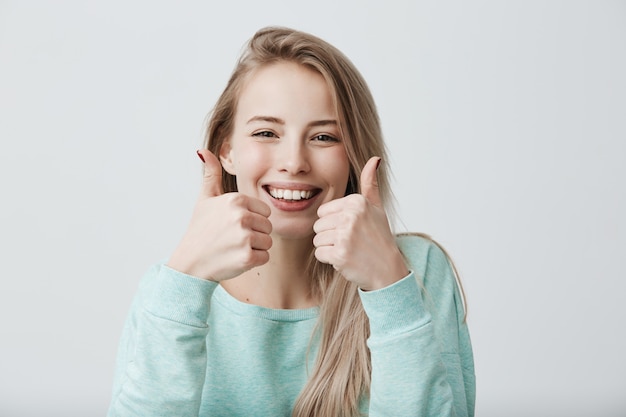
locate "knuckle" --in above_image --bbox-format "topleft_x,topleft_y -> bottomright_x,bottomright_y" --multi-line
227,193 -> 246,207
245,251 -> 257,266
241,231 -> 254,247
342,210 -> 358,226
242,249 -> 268,268
232,210 -> 252,230
346,194 -> 365,206
238,212 -> 252,229
240,249 -> 256,267
353,198 -> 368,213
335,245 -> 348,265
314,247 -> 326,262
264,234 -> 273,250
258,251 -> 270,265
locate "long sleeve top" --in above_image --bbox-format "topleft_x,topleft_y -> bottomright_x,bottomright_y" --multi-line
107,234 -> 475,416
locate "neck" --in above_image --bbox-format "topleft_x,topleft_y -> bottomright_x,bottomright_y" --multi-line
221,235 -> 318,309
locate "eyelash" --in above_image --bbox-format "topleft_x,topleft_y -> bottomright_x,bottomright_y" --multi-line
251,131 -> 340,143
311,134 -> 339,143
252,131 -> 277,138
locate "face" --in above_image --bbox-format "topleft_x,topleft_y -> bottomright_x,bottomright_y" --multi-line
220,61 -> 350,240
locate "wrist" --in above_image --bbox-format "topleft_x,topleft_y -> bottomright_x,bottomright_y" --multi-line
358,271 -> 429,339
360,249 -> 409,291
167,251 -> 210,281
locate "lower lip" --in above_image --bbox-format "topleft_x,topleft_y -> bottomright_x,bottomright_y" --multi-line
267,192 -> 320,212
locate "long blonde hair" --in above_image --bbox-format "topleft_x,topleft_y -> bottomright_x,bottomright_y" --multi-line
204,27 -> 392,417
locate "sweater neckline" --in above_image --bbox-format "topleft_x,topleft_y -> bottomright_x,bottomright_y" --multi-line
213,284 -> 320,322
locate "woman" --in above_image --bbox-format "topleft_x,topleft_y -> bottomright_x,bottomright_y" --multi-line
108,27 -> 475,417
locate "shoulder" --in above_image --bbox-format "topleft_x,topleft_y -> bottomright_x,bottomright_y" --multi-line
395,232 -> 466,323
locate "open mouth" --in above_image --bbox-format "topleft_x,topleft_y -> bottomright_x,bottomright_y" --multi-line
265,186 -> 321,201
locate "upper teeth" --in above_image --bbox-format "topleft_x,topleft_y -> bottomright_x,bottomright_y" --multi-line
268,188 -> 314,200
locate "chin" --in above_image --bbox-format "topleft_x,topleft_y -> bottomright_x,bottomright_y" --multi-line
270,218 -> 316,241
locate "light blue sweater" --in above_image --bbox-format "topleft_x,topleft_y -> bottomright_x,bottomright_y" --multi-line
108,235 -> 475,416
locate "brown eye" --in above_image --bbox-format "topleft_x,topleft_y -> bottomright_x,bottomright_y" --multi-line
252,131 -> 277,138
312,134 -> 339,143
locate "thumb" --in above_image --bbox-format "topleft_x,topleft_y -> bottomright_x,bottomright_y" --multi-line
197,149 -> 224,197
360,156 -> 382,207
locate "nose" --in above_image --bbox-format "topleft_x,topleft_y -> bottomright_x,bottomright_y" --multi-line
277,138 -> 310,175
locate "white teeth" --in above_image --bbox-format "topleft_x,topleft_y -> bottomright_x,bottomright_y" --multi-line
268,188 -> 314,201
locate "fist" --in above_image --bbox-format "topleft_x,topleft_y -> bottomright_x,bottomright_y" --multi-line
167,150 -> 273,281
313,157 -> 409,290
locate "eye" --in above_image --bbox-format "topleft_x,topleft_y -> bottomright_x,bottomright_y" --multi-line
252,130 -> 278,139
311,134 -> 339,143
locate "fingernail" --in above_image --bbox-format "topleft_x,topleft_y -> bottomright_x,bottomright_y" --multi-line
375,157 -> 381,170
196,150 -> 205,163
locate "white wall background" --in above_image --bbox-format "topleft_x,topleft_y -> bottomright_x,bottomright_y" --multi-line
1,1 -> 624,416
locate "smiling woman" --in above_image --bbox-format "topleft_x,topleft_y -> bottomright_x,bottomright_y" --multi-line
107,27 -> 475,417
219,62 -> 350,238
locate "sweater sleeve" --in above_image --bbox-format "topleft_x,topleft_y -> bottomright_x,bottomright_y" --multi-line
358,236 -> 475,417
107,263 -> 218,417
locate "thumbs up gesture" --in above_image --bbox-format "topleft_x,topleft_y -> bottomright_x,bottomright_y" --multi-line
313,157 -> 409,290
167,150 -> 273,281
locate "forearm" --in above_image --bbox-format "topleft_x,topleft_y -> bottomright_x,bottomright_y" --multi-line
360,273 -> 460,417
108,264 -> 217,417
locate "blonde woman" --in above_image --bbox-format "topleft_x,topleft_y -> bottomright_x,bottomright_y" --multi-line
108,27 -> 475,417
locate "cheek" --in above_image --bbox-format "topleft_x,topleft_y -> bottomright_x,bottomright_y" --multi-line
324,147 -> 351,189
237,151 -> 266,171
232,143 -> 269,185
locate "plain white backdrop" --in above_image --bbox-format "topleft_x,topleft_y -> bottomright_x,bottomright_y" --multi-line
1,1 -> 624,416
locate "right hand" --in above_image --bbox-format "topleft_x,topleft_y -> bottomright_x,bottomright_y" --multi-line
167,150 -> 273,281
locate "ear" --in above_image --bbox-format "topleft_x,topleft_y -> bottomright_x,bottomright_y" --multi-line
219,140 -> 236,175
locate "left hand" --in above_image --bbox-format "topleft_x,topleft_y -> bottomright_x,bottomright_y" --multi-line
313,157 -> 409,290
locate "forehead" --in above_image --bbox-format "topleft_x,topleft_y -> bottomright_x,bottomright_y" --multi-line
235,61 -> 338,122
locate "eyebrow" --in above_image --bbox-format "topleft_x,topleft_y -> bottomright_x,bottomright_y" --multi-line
247,115 -> 337,127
